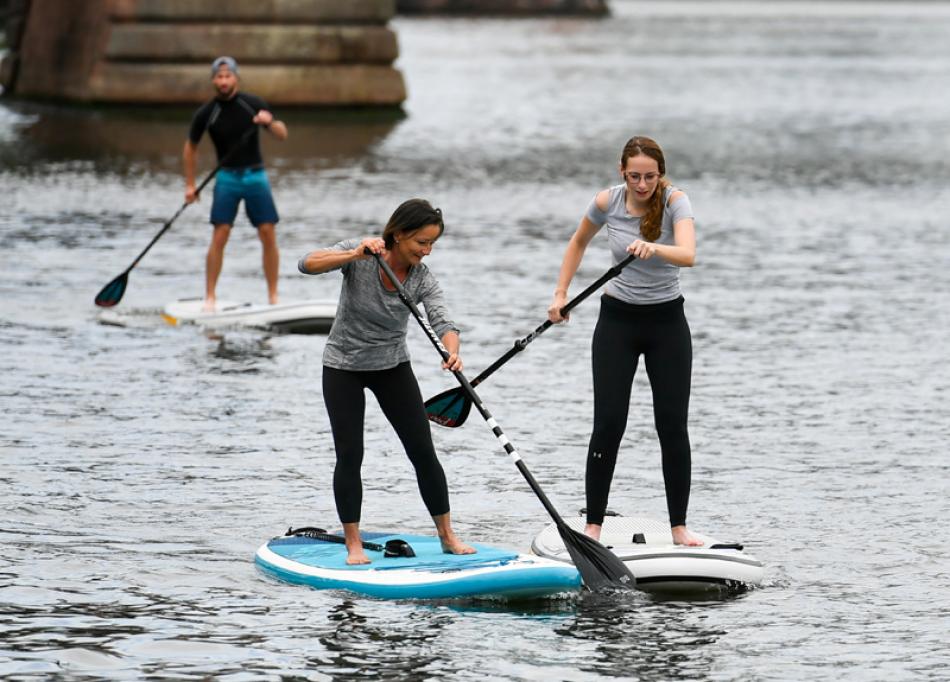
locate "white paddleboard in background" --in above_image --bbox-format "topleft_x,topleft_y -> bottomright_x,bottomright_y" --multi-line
163,298 -> 336,335
531,514 -> 764,594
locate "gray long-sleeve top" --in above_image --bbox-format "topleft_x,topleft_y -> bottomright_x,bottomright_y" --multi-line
299,239 -> 459,371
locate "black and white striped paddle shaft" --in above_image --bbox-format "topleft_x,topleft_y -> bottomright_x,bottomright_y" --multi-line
369,250 -> 635,591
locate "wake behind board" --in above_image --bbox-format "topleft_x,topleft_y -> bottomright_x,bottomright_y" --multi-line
531,515 -> 764,594
163,298 -> 336,335
256,529 -> 581,601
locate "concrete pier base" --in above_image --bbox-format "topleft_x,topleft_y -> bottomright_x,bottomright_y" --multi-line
3,0 -> 405,107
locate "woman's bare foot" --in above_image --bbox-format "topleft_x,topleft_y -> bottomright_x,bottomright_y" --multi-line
432,513 -> 476,554
202,297 -> 216,313
584,523 -> 602,542
441,536 -> 476,555
671,525 -> 704,546
345,548 -> 371,565
343,522 -> 371,564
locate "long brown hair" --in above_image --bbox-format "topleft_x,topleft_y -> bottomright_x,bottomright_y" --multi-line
381,199 -> 444,249
621,136 -> 670,242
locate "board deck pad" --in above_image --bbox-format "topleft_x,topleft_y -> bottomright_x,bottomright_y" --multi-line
256,531 -> 582,600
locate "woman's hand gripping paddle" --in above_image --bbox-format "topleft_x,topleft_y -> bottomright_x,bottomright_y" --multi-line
94,126 -> 258,307
369,249 -> 635,592
424,254 -> 636,427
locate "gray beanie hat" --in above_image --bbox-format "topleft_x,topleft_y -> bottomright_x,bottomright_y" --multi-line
211,56 -> 239,76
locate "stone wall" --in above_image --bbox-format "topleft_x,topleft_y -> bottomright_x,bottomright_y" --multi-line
396,0 -> 607,15
3,0 -> 405,106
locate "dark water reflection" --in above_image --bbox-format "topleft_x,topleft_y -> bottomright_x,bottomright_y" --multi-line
0,101 -> 402,172
559,592 -> 728,680
3,1 -> 950,680
319,600 -> 452,679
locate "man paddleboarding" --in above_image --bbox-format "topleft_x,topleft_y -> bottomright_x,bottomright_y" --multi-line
183,56 -> 288,311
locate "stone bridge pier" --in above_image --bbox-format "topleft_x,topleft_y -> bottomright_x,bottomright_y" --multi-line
2,0 -> 406,107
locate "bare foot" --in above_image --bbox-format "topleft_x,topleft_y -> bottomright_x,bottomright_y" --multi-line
345,549 -> 371,565
584,523 -> 602,542
440,536 -> 476,555
202,298 -> 216,313
268,294 -> 279,305
671,525 -> 704,547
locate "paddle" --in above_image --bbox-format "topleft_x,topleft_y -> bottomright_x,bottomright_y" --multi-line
425,253 -> 636,427
93,125 -> 258,307
369,249 -> 634,591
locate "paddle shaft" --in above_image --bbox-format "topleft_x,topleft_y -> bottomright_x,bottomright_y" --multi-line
120,126 -> 258,274
369,252 -> 576,528
422,253 -> 636,425
466,253 -> 636,389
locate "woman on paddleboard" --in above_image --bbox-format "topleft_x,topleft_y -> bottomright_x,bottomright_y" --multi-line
548,136 -> 703,547
299,199 -> 475,565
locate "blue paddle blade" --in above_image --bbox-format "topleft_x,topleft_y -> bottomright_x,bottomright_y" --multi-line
424,387 -> 472,428
94,273 -> 128,307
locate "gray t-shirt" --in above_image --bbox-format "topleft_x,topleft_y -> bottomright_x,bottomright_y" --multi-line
586,184 -> 694,304
299,239 -> 459,371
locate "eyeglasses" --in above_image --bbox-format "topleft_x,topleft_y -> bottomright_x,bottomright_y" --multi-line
623,171 -> 660,183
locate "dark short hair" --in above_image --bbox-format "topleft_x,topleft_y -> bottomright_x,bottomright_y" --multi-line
381,199 -> 445,249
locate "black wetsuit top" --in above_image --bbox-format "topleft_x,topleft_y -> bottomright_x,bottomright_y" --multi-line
188,92 -> 269,169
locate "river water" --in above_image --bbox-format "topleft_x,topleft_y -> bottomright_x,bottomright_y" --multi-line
2,1 -> 949,679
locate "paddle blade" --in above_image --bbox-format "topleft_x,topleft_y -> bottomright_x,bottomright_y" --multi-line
94,272 -> 129,308
559,524 -> 636,592
424,386 -> 472,428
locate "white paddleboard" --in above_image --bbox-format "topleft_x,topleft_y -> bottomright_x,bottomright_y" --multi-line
163,298 -> 336,335
532,514 -> 764,594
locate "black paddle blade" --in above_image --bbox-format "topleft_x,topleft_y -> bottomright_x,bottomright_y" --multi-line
559,524 -> 636,592
424,386 -> 472,428
94,272 -> 129,308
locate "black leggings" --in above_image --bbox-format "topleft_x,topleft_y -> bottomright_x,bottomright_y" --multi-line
586,295 -> 693,528
323,362 -> 450,524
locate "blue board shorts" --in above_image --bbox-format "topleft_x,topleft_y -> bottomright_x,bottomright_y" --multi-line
210,167 -> 279,227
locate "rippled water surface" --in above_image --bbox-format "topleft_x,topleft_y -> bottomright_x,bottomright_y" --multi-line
2,2 -> 950,679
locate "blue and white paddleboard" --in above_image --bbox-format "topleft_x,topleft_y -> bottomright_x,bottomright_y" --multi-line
163,298 -> 336,334
256,530 -> 581,600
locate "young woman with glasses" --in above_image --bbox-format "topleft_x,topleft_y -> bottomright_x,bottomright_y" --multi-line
547,136 -> 703,547
299,199 -> 476,564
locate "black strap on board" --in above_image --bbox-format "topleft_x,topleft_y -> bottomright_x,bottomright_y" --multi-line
285,526 -> 416,557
